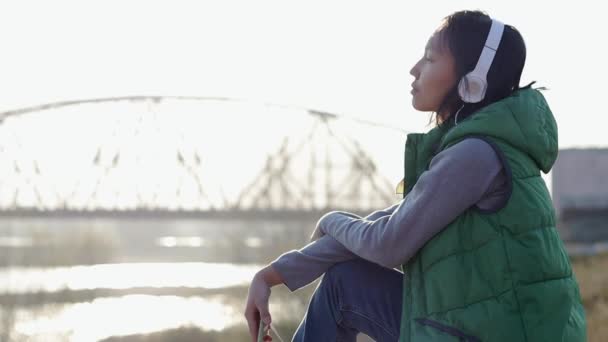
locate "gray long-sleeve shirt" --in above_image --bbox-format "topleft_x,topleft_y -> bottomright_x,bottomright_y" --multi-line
271,138 -> 508,292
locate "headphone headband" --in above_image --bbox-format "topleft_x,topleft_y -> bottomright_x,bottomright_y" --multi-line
458,19 -> 505,104
470,19 -> 504,80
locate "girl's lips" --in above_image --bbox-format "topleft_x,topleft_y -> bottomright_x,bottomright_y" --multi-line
410,83 -> 418,94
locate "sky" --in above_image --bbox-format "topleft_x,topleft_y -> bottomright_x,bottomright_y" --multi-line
0,0 -> 606,149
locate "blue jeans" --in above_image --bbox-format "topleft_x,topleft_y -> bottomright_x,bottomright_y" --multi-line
292,258 -> 403,342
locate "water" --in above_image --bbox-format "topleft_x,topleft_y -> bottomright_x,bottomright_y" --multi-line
0,216 -> 317,341
0,262 -> 261,293
13,295 -> 237,341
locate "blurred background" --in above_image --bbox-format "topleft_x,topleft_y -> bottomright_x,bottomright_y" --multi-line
0,1 -> 606,341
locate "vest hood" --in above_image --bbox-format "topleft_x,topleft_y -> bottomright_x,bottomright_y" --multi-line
441,88 -> 558,173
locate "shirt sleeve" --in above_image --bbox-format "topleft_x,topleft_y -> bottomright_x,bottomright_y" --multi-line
363,202 -> 401,221
270,235 -> 358,292
318,138 -> 504,269
270,203 -> 401,292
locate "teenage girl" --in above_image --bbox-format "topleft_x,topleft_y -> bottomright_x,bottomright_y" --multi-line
245,10 -> 586,342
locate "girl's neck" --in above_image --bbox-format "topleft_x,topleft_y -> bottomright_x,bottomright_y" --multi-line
437,110 -> 450,124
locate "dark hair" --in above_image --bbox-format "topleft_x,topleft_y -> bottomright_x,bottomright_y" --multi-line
431,10 -> 535,127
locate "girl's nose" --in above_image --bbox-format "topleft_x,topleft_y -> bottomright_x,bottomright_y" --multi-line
409,60 -> 421,78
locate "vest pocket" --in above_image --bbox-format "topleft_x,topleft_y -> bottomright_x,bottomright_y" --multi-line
414,318 -> 481,342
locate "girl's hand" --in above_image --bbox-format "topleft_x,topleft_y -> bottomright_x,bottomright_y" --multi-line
244,273 -> 272,342
245,266 -> 283,342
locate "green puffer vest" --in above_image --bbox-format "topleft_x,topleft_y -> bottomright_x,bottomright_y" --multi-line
398,89 -> 587,341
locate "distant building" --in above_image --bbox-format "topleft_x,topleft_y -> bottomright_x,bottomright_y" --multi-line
552,148 -> 608,242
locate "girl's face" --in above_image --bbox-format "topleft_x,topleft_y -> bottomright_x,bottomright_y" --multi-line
409,33 -> 458,116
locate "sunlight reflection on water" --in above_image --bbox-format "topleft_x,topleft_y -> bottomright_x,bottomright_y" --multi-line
0,262 -> 263,294
10,290 -> 309,341
13,294 -> 237,341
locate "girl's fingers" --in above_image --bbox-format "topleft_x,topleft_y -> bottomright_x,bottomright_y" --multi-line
244,309 -> 260,342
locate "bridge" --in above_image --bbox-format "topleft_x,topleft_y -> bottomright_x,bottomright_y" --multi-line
0,96 -> 407,220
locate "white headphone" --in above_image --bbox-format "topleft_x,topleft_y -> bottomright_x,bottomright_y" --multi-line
457,19 -> 505,103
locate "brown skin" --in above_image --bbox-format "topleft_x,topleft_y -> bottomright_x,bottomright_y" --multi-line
244,226 -> 323,341
409,32 -> 459,122
244,265 -> 284,342
244,29 -> 459,342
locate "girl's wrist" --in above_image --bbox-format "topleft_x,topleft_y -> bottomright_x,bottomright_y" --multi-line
257,264 -> 285,288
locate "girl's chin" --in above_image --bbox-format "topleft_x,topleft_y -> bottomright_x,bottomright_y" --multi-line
411,101 -> 433,113
410,95 -> 438,112
411,98 -> 422,111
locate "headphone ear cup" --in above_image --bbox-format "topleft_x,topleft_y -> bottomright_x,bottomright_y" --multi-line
458,74 -> 487,103
458,76 -> 469,102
